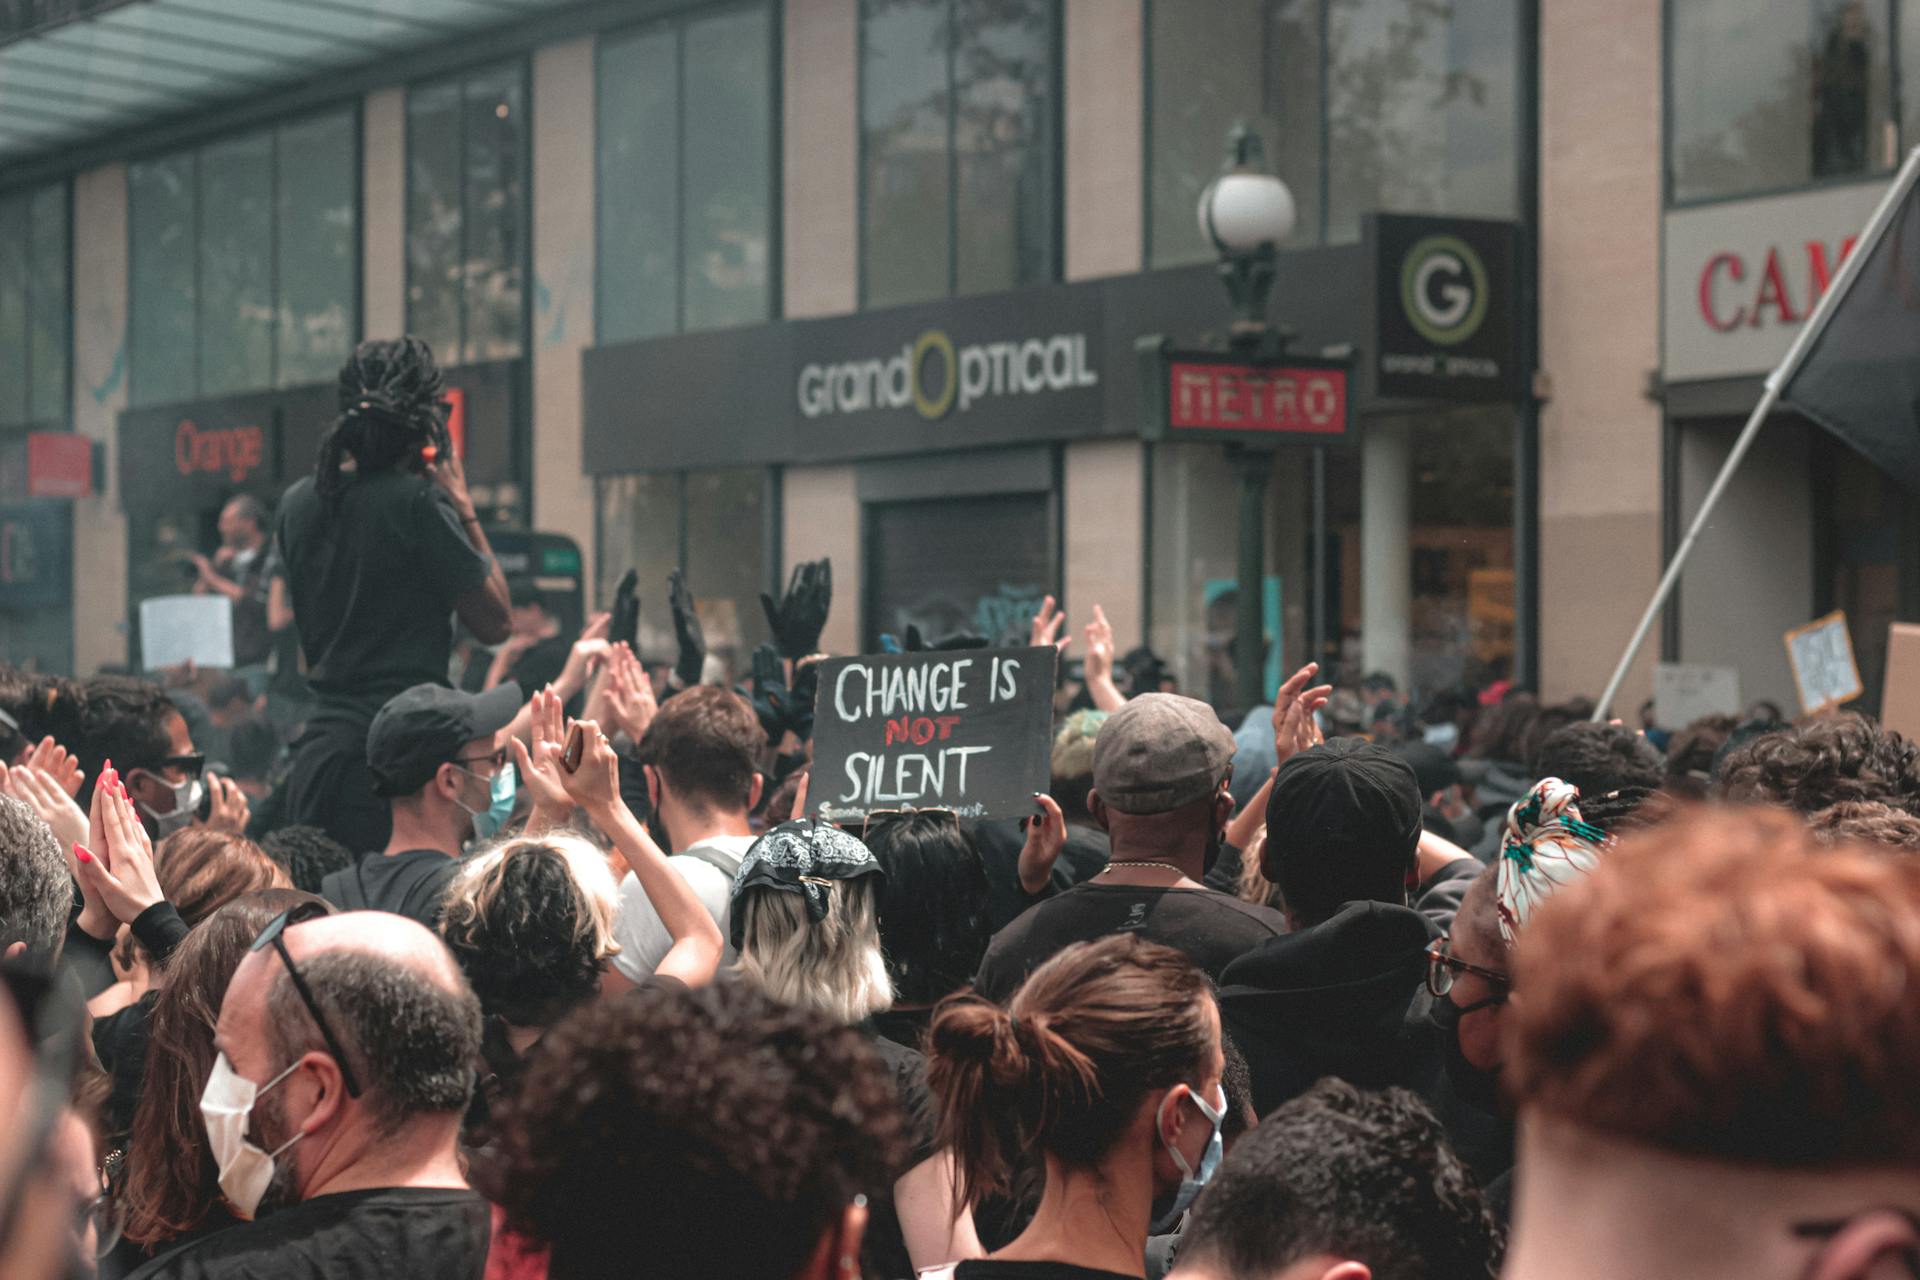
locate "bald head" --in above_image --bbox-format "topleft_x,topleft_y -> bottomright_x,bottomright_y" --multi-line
248,911 -> 482,1133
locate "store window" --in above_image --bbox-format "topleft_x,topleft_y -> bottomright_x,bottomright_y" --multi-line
866,492 -> 1052,649
128,110 -> 357,408
597,4 -> 775,345
407,63 -> 527,367
1150,409 -> 1514,711
1145,0 -> 1520,258
1147,0 -> 1322,267
596,468 -> 771,682
1669,0 -> 1897,204
0,183 -> 69,427
861,0 -> 1058,308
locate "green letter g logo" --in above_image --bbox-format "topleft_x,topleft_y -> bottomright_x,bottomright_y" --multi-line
1400,235 -> 1487,346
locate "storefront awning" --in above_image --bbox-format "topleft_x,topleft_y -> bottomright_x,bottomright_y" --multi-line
0,0 -> 577,170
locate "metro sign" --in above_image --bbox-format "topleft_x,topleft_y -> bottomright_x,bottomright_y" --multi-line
1169,361 -> 1348,436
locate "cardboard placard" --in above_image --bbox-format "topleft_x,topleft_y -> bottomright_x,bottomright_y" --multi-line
810,645 -> 1058,821
1880,623 -> 1920,741
139,594 -> 235,672
1783,611 -> 1863,714
1654,662 -> 1742,729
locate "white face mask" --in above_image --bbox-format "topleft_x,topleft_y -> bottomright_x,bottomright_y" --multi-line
199,1050 -> 303,1220
135,771 -> 205,837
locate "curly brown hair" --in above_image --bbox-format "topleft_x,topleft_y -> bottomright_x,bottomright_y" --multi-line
497,979 -> 908,1280
1805,799 -> 1920,853
1505,806 -> 1920,1166
1714,713 -> 1920,816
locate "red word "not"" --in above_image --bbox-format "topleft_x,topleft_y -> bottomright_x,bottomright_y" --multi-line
884,715 -> 963,746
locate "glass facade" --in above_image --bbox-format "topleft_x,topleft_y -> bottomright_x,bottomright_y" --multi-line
596,3 -> 776,345
861,0 -> 1058,307
1147,0 -> 1521,264
1669,0 -> 1904,203
596,469 -> 770,683
1151,410 -> 1516,710
128,111 -> 358,408
407,62 -> 527,367
0,183 -> 69,427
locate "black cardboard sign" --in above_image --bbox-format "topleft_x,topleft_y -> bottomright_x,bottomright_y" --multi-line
809,645 -> 1058,822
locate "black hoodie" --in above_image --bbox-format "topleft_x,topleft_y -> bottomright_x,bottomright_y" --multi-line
1217,899 -> 1441,1117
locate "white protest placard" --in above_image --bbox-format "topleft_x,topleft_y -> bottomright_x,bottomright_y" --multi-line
1783,610 -> 1863,715
1654,663 -> 1741,729
139,595 -> 235,672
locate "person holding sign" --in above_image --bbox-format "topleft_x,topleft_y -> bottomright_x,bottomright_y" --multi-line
973,692 -> 1289,1001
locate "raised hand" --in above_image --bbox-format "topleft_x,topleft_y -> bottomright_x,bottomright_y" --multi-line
603,644 -> 657,744
512,688 -> 575,832
558,718 -> 622,817
668,569 -> 706,689
1082,604 -> 1124,712
1017,793 -> 1067,895
554,611 -> 613,701
24,736 -> 83,799
75,771 -> 166,927
748,645 -> 789,744
2,763 -> 87,857
1030,595 -> 1068,651
761,559 -> 834,660
199,774 -> 250,835
1270,662 -> 1333,768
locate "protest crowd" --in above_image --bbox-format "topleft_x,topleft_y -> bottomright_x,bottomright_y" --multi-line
0,336 -> 1915,1280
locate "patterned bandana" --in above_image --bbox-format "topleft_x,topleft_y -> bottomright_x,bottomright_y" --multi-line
729,819 -> 885,949
1496,777 -> 1608,947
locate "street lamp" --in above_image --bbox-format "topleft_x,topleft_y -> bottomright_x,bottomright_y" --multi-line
1202,126 -> 1295,713
1198,126 -> 1297,349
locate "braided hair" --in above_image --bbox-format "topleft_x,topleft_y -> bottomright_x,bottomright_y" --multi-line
314,336 -> 448,507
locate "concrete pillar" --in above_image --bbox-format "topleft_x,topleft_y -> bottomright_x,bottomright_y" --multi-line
1360,418 -> 1411,684
531,39 -> 599,598
1064,0 -> 1142,281
784,0 -> 858,318
72,164 -> 130,675
1538,0 -> 1662,705
782,464 -> 861,655
361,88 -> 406,341
1064,440 -> 1144,648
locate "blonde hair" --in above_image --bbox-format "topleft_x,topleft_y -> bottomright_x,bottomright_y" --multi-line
733,877 -> 893,1025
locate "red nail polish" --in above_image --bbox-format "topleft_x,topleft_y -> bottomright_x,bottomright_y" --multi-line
75,845 -> 93,864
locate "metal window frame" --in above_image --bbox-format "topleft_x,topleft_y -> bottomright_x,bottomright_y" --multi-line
857,0 -> 1064,309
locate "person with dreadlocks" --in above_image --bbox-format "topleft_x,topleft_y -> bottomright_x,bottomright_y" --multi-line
271,337 -> 511,855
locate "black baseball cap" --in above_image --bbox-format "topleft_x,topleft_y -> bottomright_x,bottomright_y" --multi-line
367,681 -> 523,798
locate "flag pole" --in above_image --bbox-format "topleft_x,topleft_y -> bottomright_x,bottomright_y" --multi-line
1593,147 -> 1920,721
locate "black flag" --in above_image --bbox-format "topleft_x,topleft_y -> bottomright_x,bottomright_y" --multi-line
1780,151 -> 1920,491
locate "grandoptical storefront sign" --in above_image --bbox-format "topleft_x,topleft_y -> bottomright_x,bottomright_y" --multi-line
583,218 -> 1522,474
1662,181 -> 1885,384
1371,213 -> 1523,402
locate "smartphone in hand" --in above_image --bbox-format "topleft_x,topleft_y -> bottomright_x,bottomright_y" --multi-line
561,723 -> 587,774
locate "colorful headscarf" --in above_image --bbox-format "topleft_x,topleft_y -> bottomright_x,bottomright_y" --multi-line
1496,777 -> 1608,947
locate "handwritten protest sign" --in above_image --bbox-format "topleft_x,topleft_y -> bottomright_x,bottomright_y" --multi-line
810,645 -> 1058,822
139,595 -> 234,672
1784,611 -> 1863,715
1654,663 -> 1740,729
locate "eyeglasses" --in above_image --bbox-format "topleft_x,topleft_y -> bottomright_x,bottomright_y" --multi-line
1425,937 -> 1511,1005
858,807 -> 960,844
453,748 -> 508,772
250,904 -> 363,1097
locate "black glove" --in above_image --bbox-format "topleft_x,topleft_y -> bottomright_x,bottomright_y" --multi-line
668,568 -> 706,688
748,644 -> 788,744
761,559 -> 834,660
787,659 -> 819,742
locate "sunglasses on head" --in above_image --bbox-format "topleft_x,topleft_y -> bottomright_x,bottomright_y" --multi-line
250,904 -> 362,1097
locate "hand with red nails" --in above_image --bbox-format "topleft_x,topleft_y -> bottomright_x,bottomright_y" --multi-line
75,765 -> 166,928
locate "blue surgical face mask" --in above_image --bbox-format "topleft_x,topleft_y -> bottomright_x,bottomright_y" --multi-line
1149,1081 -> 1226,1233
454,762 -> 517,841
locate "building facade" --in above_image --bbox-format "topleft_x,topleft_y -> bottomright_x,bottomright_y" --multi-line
0,0 -> 1908,718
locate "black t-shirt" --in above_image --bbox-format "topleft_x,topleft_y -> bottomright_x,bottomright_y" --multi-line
275,472 -> 491,712
955,1262 -> 1142,1280
319,849 -> 464,926
975,882 -> 1287,1003
125,1187 -> 490,1280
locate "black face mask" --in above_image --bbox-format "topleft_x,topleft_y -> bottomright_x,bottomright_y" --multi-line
1429,994 -> 1507,1113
